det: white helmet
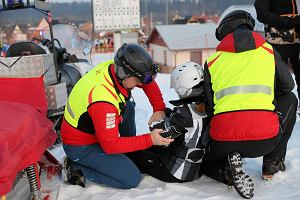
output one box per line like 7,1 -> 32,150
170,62 -> 204,99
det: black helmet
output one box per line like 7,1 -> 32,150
215,10 -> 255,41
114,43 -> 160,84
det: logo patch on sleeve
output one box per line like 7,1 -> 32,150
106,113 -> 116,129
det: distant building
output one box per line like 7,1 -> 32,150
172,14 -> 219,25
146,23 -> 219,68
0,29 -> 6,44
172,14 -> 191,24
12,25 -> 27,42
187,14 -> 219,24
219,5 -> 265,34
30,18 -> 49,40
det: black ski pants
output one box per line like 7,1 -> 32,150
126,147 -> 184,183
272,43 -> 300,100
201,92 -> 297,184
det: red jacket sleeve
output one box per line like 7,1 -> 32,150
139,80 -> 166,112
88,102 -> 153,154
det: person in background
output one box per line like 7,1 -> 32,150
126,62 -> 210,183
0,42 -> 2,56
255,0 -> 300,103
61,43 -> 174,189
201,10 -> 297,199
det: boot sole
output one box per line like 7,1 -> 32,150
228,153 -> 254,199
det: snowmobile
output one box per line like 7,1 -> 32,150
39,23 -> 94,94
8,24 -> 93,96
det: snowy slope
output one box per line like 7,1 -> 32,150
44,70 -> 300,200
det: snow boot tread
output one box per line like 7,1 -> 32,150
226,152 -> 254,199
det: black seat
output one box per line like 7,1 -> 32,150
6,41 -> 46,57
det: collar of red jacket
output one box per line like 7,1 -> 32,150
109,64 -> 129,98
216,29 -> 266,53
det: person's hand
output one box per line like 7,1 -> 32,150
150,128 -> 174,146
148,111 -> 166,125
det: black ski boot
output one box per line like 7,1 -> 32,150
262,158 -> 285,180
63,157 -> 86,187
226,152 -> 254,199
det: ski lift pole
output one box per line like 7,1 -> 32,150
47,11 -> 59,82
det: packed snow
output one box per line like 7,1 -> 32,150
45,54 -> 300,200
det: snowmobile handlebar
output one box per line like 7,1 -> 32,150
32,37 -> 78,64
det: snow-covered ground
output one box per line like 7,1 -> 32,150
45,55 -> 300,200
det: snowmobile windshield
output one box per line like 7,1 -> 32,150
42,24 -> 93,59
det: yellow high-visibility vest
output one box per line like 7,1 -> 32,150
64,60 -> 126,129
207,42 -> 275,115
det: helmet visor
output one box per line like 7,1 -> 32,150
118,49 -> 159,84
143,71 -> 158,84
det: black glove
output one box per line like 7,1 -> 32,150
165,107 -> 173,118
160,125 -> 187,139
161,115 -> 188,139
149,120 -> 165,131
149,118 -> 188,139
148,107 -> 174,130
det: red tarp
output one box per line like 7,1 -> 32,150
0,77 -> 57,195
0,101 -> 57,195
0,77 -> 48,115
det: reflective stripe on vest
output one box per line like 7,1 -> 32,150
64,60 -> 125,128
215,85 -> 272,100
66,100 -> 75,119
207,43 -> 275,115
